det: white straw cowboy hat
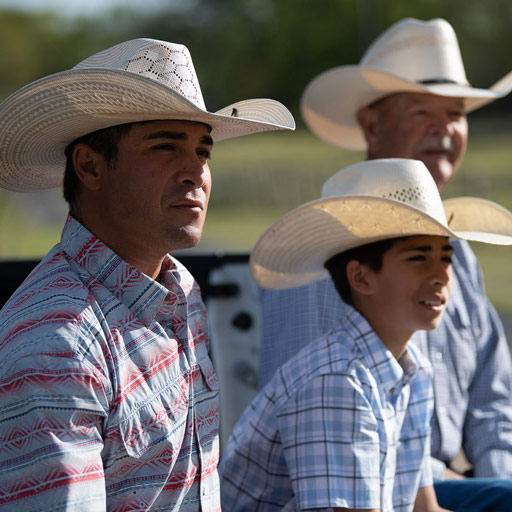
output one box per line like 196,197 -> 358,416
301,18 -> 512,151
250,158 -> 512,290
0,38 -> 295,192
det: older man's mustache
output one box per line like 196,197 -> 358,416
415,135 -> 455,153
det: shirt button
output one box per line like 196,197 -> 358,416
473,327 -> 481,337
434,352 -> 443,360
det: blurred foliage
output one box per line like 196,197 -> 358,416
1,0 -> 512,312
1,0 -> 512,120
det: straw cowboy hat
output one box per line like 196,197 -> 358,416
301,18 -> 512,151
0,38 -> 295,192
250,158 -> 512,290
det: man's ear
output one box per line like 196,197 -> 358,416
356,106 -> 380,153
346,259 -> 374,296
72,143 -> 107,191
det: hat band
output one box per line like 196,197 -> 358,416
418,78 -> 470,86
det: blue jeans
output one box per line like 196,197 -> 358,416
435,478 -> 512,512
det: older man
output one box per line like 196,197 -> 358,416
0,38 -> 294,511
259,18 -> 512,511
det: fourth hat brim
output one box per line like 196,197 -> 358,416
301,66 -> 512,151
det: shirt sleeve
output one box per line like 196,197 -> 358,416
462,297 -> 512,477
276,371 -> 381,511
429,455 -> 447,481
0,353 -> 110,510
418,434 -> 434,488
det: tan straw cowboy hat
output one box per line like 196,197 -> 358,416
0,38 -> 295,192
301,18 -> 512,151
250,158 -> 512,290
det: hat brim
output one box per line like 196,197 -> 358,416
301,66 -> 512,150
444,196 -> 512,244
250,195 -> 454,289
0,68 -> 295,192
250,195 -> 512,290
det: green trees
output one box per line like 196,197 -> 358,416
1,0 -> 511,117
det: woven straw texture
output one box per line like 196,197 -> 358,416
0,39 -> 295,191
250,159 -> 512,290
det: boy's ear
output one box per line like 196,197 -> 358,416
346,260 -> 374,296
72,143 -> 107,191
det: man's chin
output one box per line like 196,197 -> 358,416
167,226 -> 203,252
418,158 -> 455,190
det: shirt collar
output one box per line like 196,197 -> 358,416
60,215 -> 174,325
343,307 -> 419,395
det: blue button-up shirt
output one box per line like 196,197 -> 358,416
259,240 -> 512,480
221,307 -> 433,511
0,216 -> 221,511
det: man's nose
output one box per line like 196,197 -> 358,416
177,153 -> 208,188
427,111 -> 453,136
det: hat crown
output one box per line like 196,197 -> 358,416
73,38 -> 207,110
321,158 -> 448,225
361,18 -> 468,86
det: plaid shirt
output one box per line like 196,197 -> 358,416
259,240 -> 512,480
0,216 -> 220,511
220,308 -> 433,512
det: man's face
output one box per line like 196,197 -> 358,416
361,235 -> 453,343
97,120 -> 213,259
359,92 -> 468,190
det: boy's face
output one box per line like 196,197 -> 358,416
361,235 -> 453,345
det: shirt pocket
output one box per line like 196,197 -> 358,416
117,383 -> 190,459
446,324 -> 477,394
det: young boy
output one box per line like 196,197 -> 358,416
219,158 -> 512,512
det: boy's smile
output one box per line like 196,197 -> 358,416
355,234 -> 453,357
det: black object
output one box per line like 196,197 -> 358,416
0,253 -> 250,309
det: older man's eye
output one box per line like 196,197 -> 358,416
155,144 -> 176,150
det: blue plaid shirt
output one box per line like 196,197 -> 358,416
259,240 -> 512,480
220,308 -> 433,512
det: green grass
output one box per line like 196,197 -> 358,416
2,119 -> 512,315
0,190 -> 62,258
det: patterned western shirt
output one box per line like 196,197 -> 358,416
220,308 -> 433,512
259,240 -> 512,480
0,216 -> 220,511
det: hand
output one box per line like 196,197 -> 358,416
414,485 -> 454,512
444,467 -> 465,480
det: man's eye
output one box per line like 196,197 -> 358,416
408,255 -> 426,261
198,150 -> 212,159
155,144 -> 176,150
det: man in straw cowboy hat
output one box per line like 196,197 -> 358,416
259,17 -> 512,510
220,158 -> 512,512
0,38 -> 294,510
